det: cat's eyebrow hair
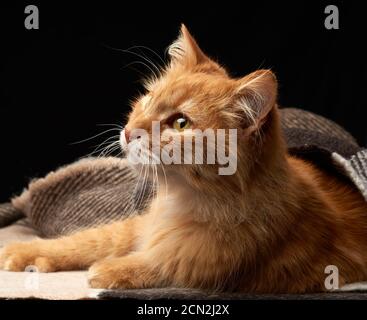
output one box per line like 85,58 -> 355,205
178,99 -> 195,112
140,95 -> 152,110
155,98 -> 194,116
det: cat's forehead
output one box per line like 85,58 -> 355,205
141,72 -> 232,114
139,86 -> 194,116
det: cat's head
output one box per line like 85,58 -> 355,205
121,24 -> 281,189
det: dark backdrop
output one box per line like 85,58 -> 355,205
1,1 -> 366,202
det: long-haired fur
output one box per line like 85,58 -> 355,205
1,24 -> 367,293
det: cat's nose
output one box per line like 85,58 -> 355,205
124,128 -> 131,143
122,127 -> 141,145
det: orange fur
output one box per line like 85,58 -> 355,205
1,25 -> 367,293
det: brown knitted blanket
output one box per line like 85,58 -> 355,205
0,108 -> 366,237
7,157 -> 154,237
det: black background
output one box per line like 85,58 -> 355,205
0,1 -> 366,202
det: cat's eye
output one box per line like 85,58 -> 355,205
172,115 -> 191,131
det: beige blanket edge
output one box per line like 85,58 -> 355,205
0,221 -> 102,300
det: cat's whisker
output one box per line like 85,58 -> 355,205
99,141 -> 121,158
148,163 -> 157,201
135,164 -> 149,213
93,140 -> 118,158
93,135 -> 120,149
119,156 -> 145,218
125,45 -> 166,66
86,135 -> 121,158
150,151 -> 168,199
101,146 -> 120,158
122,61 -> 159,80
120,48 -> 162,77
125,144 -> 151,216
149,154 -> 159,193
128,163 -> 146,216
151,162 -> 158,190
140,149 -> 161,205
96,123 -> 123,129
70,128 -> 122,145
149,163 -> 161,226
125,65 -> 148,79
102,43 -> 164,74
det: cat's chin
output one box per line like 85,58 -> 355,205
126,162 -> 192,186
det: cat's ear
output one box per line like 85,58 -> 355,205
168,24 -> 209,66
235,70 -> 278,132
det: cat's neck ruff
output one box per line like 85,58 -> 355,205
153,154 -> 292,228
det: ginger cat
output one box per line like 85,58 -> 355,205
1,25 -> 367,293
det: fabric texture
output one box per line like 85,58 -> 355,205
3,158 -> 154,237
332,150 -> 367,201
99,288 -> 367,300
0,203 -> 24,229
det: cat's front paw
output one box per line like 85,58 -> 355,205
88,260 -> 137,289
0,242 -> 55,272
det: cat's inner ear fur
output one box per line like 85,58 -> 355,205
168,24 -> 209,66
234,70 -> 278,132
